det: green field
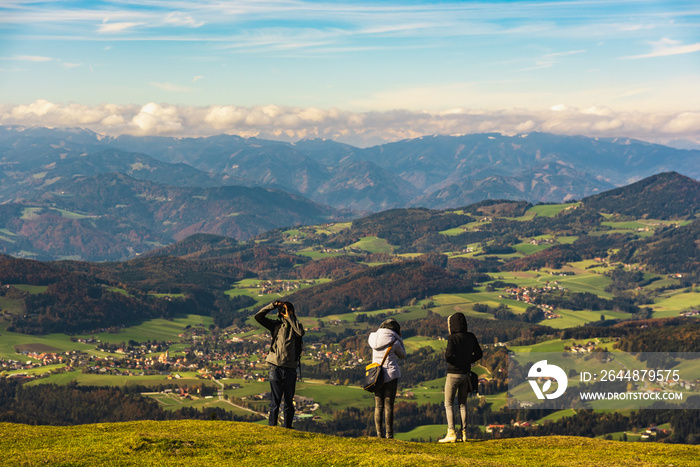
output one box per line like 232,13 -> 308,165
3,420 -> 699,466
349,236 -> 396,254
296,249 -> 344,260
27,371 -> 214,389
0,323 -> 96,361
651,292 -> 700,318
403,336 -> 447,353
80,314 -> 214,345
507,203 -> 580,221
397,423 -> 449,442
6,284 -> 48,294
0,296 -> 24,314
508,337 -> 615,353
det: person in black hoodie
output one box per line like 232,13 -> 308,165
255,300 -> 305,428
438,312 -> 482,443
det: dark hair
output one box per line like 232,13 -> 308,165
379,318 -> 401,335
281,301 -> 295,317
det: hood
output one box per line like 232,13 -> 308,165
448,312 -> 467,334
369,328 -> 400,350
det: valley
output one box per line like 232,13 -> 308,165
1,172 -> 698,442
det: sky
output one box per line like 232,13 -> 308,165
1,0 -> 699,147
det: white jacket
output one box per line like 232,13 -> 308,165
368,328 -> 406,382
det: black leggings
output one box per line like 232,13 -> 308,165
374,378 -> 398,438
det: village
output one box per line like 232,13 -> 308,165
1,325 -> 368,423
500,284 -> 565,319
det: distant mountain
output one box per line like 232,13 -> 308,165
2,126 -> 698,212
112,134 -> 413,212
410,165 -> 611,208
0,149 -> 227,203
0,173 -> 348,261
102,130 -> 700,209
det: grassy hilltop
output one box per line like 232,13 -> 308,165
1,421 -> 699,467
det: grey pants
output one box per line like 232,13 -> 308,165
444,373 -> 469,431
374,378 -> 398,438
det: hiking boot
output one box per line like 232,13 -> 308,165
438,429 -> 457,443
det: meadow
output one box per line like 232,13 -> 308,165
1,420 -> 699,466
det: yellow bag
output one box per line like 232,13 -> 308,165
362,342 -> 394,392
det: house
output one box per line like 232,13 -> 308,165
486,424 -> 505,434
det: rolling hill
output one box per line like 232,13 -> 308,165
0,173 -> 348,261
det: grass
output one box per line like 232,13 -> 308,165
79,314 -> 214,345
403,336 -> 447,352
1,420 -> 698,466
0,322 -> 95,361
6,284 -> 48,294
0,296 -> 24,314
651,292 -> 700,318
349,236 -> 395,254
26,371 -> 214,389
296,249 -> 344,260
396,423 -> 448,442
295,379 -> 374,413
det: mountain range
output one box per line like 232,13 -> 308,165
0,125 -> 698,260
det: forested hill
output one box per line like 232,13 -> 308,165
0,172 -> 350,261
581,172 -> 700,219
284,261 -> 473,317
1,172 -> 697,334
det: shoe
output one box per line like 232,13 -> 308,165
438,429 -> 457,443
462,432 -> 468,442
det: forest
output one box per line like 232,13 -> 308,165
0,379 -> 260,425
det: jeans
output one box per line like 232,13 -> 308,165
269,364 -> 297,428
374,378 -> 398,438
444,373 -> 470,432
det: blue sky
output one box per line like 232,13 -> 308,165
1,0 -> 699,146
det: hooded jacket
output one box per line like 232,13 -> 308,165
255,302 -> 305,369
368,328 -> 406,382
445,312 -> 482,374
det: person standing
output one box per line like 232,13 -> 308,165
255,300 -> 305,428
439,312 -> 482,443
368,318 -> 406,439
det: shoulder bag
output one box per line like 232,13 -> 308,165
363,341 -> 394,392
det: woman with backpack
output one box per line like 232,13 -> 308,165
368,318 -> 406,439
439,312 -> 482,443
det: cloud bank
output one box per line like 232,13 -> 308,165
2,99 -> 698,148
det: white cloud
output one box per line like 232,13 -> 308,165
2,99 -> 700,148
130,103 -> 182,134
624,38 -> 700,59
163,12 -> 204,28
662,112 -> 700,133
98,21 -> 143,33
148,82 -> 193,92
192,75 -> 204,83
6,55 -> 53,62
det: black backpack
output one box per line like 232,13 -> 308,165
271,322 -> 303,362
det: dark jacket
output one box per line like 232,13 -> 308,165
255,303 -> 305,369
445,313 -> 482,374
